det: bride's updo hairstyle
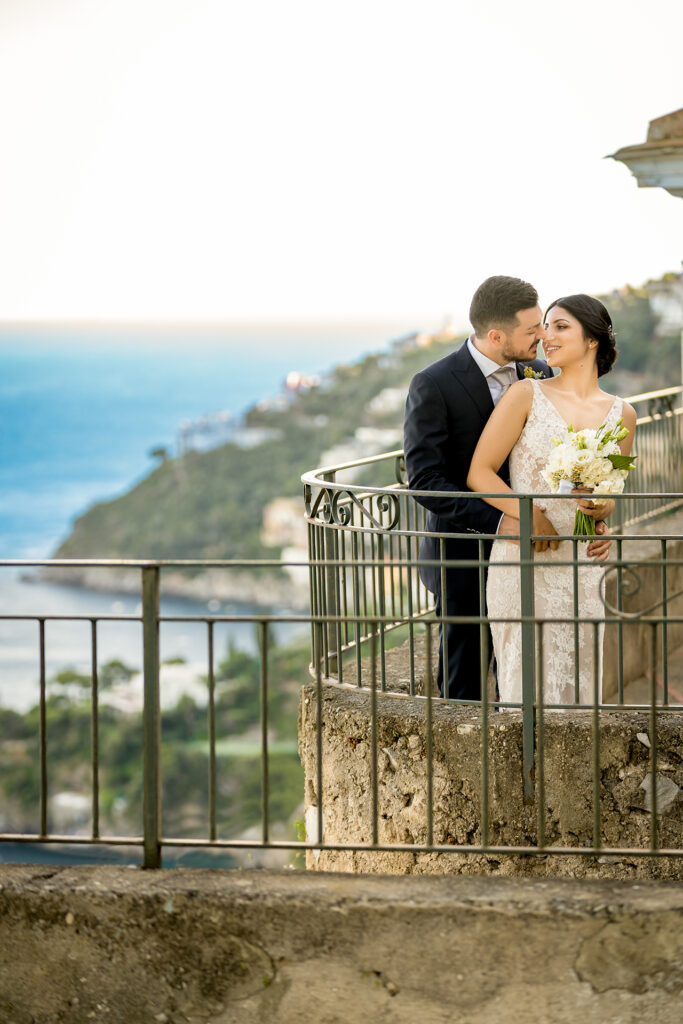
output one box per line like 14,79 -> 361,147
545,294 -> 618,377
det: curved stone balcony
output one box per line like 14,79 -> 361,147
299,386 -> 683,878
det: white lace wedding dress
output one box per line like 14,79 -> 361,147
487,379 -> 622,707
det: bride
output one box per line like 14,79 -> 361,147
467,294 -> 636,706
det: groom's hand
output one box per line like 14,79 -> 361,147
586,519 -> 612,562
498,510 -> 559,551
532,506 -> 559,552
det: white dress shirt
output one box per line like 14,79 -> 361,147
467,336 -> 517,405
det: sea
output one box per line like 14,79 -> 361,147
0,320 -> 413,713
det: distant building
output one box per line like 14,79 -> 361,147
366,387 -> 406,417
177,411 -> 235,454
260,497 -> 309,586
178,411 -> 281,454
261,496 -> 308,549
319,427 -> 402,483
284,370 -> 321,392
389,330 -> 432,352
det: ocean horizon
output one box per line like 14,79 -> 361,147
0,319 -> 418,710
1,319 -> 419,559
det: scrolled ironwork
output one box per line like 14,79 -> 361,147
600,565 -> 683,620
306,486 -> 334,524
305,481 -> 402,532
330,489 -> 353,527
374,491 -> 401,530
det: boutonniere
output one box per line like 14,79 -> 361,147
523,366 -> 545,380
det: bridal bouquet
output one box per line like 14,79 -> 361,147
541,419 -> 637,538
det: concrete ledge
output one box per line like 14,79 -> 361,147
1,867 -> 682,1023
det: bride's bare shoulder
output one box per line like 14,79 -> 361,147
620,400 -> 637,428
494,379 -> 534,421
506,378 -> 535,404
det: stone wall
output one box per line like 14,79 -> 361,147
299,683 -> 682,879
603,531 -> 683,697
1,867 -> 682,1024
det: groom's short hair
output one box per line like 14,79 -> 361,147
470,276 -> 538,336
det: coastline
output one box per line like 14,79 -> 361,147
34,565 -> 311,612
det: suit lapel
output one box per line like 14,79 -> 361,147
449,341 -> 494,420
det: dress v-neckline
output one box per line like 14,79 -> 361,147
532,380 -> 619,432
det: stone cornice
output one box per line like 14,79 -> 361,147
611,108 -> 683,199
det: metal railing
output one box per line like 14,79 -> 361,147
613,385 -> 683,528
0,551 -> 681,872
0,559 -> 314,869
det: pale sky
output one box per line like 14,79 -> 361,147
1,0 -> 682,324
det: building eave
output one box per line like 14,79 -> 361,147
610,116 -> 683,200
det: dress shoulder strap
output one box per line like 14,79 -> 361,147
608,394 -> 623,426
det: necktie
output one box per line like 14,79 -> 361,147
489,366 -> 517,405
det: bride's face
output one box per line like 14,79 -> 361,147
543,306 -> 594,370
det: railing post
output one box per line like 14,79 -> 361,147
519,496 -> 536,803
142,566 -> 162,868
324,527 -> 339,674
322,473 -> 339,675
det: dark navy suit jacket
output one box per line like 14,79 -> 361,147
403,340 -> 551,594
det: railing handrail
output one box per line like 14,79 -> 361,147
619,383 -> 683,404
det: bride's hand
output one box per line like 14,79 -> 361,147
572,487 -> 615,521
586,519 -> 612,562
498,513 -> 520,544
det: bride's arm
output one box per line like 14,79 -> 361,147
467,381 -> 531,518
619,403 -> 637,455
468,381 -> 559,549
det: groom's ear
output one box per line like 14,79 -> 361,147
488,328 -> 504,348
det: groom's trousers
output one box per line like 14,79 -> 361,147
433,563 -> 493,702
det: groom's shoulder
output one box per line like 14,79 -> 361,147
526,357 -> 552,378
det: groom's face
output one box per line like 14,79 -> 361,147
500,305 -> 545,363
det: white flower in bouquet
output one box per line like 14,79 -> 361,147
541,418 -> 636,538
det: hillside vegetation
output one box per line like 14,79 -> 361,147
54,279 -> 680,563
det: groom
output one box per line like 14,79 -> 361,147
403,275 -> 608,701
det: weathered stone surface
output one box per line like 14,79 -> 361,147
1,868 -> 682,1024
640,771 -> 681,813
299,683 -> 682,879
